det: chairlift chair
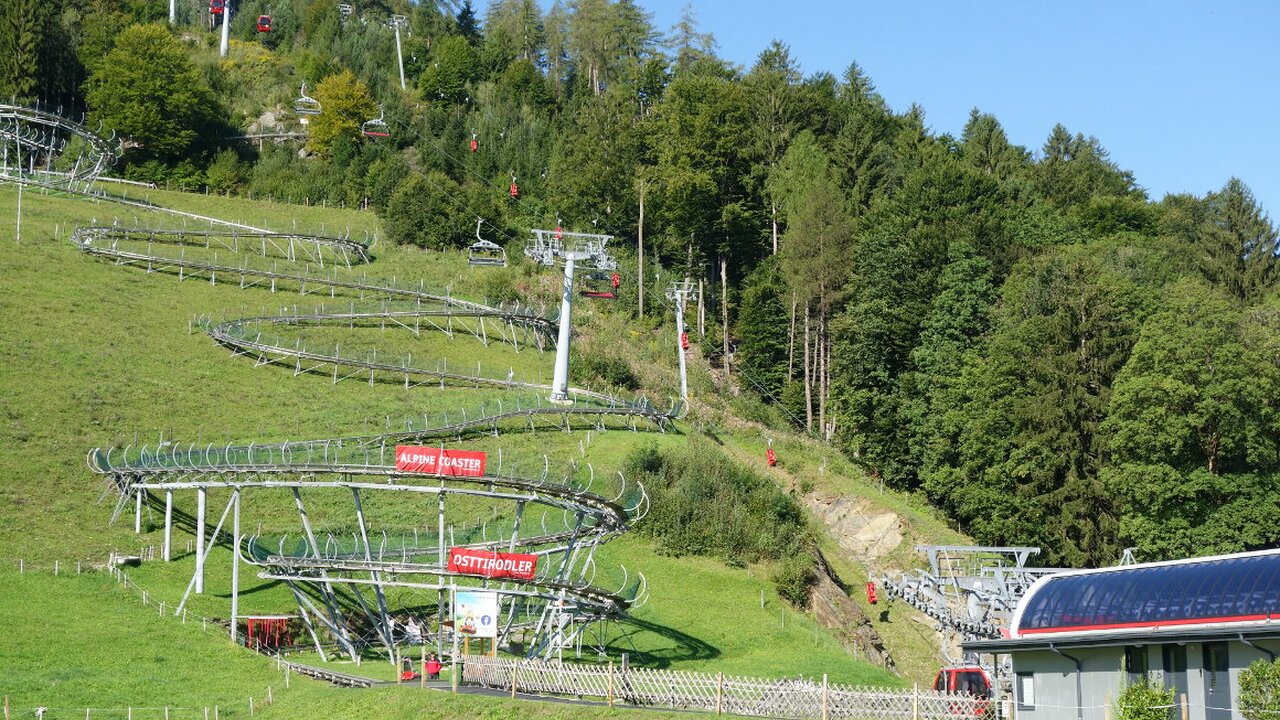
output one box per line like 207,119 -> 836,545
468,220 -> 507,267
256,14 -> 272,31
336,2 -> 352,19
581,271 -> 620,300
361,105 -> 389,139
293,83 -> 321,125
209,0 -> 225,14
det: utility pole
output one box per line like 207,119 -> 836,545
219,0 -> 231,57
665,281 -> 696,407
169,0 -> 176,26
390,16 -> 408,91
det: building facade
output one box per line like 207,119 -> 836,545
964,549 -> 1280,720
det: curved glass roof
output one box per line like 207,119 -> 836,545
1015,551 -> 1280,636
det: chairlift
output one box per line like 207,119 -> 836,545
294,83 -> 321,125
361,105 -> 389,139
468,219 -> 508,267
581,271 -> 620,300
336,2 -> 352,19
508,174 -> 519,198
469,133 -> 478,152
209,0 -> 224,14
256,14 -> 272,31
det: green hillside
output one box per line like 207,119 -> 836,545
0,184 -> 960,716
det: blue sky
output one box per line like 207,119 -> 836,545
615,1 -> 1280,216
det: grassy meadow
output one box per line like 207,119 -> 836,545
0,182 -> 951,717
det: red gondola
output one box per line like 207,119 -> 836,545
209,0 -> 224,15
766,447 -> 777,467
256,14 -> 272,31
509,181 -> 518,198
680,332 -> 690,350
469,134 -> 478,152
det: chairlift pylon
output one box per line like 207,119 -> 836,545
468,219 -> 508,267
293,83 -> 321,125
361,105 -> 389,139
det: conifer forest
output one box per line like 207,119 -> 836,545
5,0 -> 1278,569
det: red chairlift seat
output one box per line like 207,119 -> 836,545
509,181 -> 519,198
581,271 -> 618,299
209,0 -> 224,14
361,105 -> 389,138
256,14 -> 272,31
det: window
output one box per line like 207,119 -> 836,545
1017,673 -> 1036,710
1125,646 -> 1148,678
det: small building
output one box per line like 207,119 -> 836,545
964,549 -> 1280,720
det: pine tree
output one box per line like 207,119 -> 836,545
736,260 -> 791,400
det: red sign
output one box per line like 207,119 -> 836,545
447,548 -> 538,580
395,446 -> 487,477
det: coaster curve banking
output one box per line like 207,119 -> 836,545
2,104 -> 676,662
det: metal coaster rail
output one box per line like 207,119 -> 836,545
1,104 -> 673,662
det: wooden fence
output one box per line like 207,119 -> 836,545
461,655 -> 986,720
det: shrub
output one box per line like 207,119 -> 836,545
573,351 -> 640,391
772,554 -> 817,608
1241,659 -> 1280,720
1114,680 -> 1174,720
623,439 -> 810,563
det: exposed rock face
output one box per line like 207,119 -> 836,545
808,550 -> 895,670
804,493 -> 903,561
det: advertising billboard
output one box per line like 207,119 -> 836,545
453,590 -> 499,638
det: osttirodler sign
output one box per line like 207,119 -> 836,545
395,446 -> 486,477
453,590 -> 500,638
448,547 -> 539,580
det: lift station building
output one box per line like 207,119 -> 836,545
964,549 -> 1280,720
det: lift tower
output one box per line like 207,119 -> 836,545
524,228 -> 616,402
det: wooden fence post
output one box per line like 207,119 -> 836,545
249,696 -> 254,717
1104,694 -> 1111,720
511,660 -> 518,699
421,645 -> 426,689
1181,693 -> 1189,720
822,673 -> 829,720
913,683 -> 919,720
397,651 -> 403,684
4,694 -> 9,720
716,672 -> 724,715
607,662 -> 615,708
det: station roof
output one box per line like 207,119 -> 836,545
966,549 -> 1280,651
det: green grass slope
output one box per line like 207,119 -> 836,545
0,184 -> 952,714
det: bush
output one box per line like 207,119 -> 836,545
772,554 -> 817,608
573,351 -> 640,391
1114,680 -> 1174,720
1241,659 -> 1280,720
206,148 -> 247,194
623,439 -> 810,563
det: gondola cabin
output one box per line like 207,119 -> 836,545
256,14 -> 272,31
209,0 -> 224,14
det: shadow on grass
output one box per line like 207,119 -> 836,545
607,616 -> 719,668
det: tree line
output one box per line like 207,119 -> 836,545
6,0 -> 1280,566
